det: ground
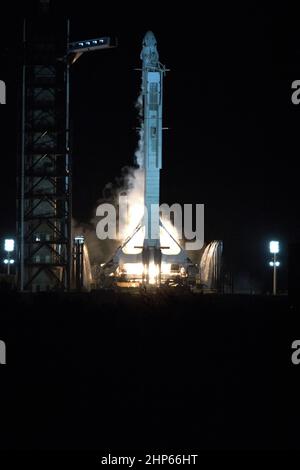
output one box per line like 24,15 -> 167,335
0,290 -> 298,450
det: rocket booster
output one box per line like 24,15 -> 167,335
109,33 -> 191,287
140,31 -> 164,248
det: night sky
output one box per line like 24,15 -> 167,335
0,1 -> 298,290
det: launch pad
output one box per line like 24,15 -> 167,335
16,9 -> 221,292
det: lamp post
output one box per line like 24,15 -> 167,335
4,239 -> 15,275
73,236 -> 85,291
269,241 -> 280,295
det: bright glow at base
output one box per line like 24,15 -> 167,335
161,262 -> 171,274
4,239 -> 14,252
148,262 -> 159,284
269,241 -> 279,254
123,263 -> 144,275
116,260 -> 188,285
122,262 -> 175,278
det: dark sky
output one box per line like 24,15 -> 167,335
0,1 -> 298,289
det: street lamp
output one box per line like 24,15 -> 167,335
4,239 -> 15,275
73,235 -> 85,291
269,240 -> 279,295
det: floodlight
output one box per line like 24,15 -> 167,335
269,241 -> 279,254
4,239 -> 14,252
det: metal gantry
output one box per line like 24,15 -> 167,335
17,8 -> 117,291
18,17 -> 71,291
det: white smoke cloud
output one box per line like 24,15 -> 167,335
73,92 -> 146,271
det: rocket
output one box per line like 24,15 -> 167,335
140,31 -> 164,282
108,32 -> 193,287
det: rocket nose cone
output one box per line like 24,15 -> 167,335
143,31 -> 157,47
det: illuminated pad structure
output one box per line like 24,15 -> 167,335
106,32 -> 196,287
